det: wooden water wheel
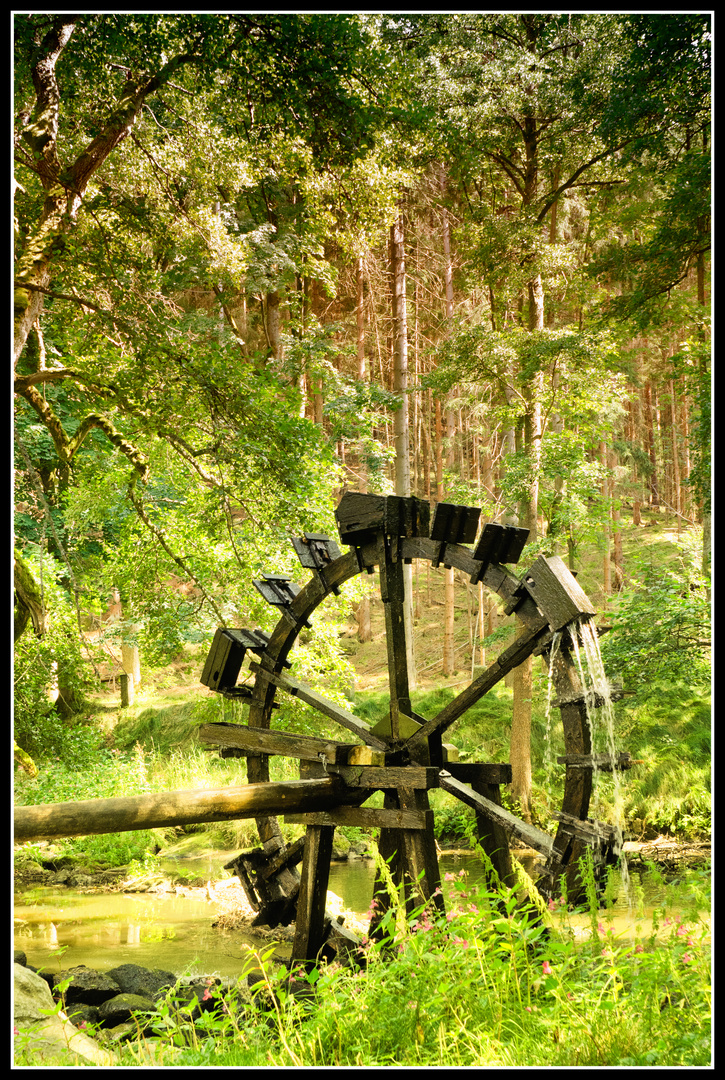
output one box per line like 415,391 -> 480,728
199,492 -> 630,964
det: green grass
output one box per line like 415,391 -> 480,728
96,855 -> 710,1069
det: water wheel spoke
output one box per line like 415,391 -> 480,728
404,621 -> 550,754
249,663 -> 389,750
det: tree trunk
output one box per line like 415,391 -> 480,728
390,215 -> 416,689
608,446 -> 624,590
510,620 -> 533,823
599,440 -> 611,601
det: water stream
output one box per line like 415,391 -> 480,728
15,850 -> 684,982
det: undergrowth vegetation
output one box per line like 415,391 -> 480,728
14,848 -> 710,1068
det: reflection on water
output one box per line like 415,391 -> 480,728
13,887 -> 274,979
15,851 -> 708,979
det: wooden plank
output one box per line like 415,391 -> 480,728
518,555 -> 597,630
377,532 -> 412,738
439,771 -> 554,856
284,806 -> 428,829
552,811 -> 620,846
256,834 -> 307,880
557,752 -> 633,771
292,824 -> 335,964
249,663 -> 389,750
370,710 -> 422,740
444,762 -> 513,785
198,722 -> 387,766
327,765 -> 439,790
335,491 -> 387,544
199,722 -> 350,763
470,779 -> 515,888
430,502 -> 480,544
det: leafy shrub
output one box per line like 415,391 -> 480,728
14,547 -> 98,763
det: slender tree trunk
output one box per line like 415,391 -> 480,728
607,446 -> 624,589
643,380 -> 659,508
355,255 -> 372,642
390,215 -> 416,688
600,440 -> 611,601
439,169 -> 457,677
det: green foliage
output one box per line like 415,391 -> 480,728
600,538 -> 710,689
142,858 -> 710,1068
13,546 -> 97,763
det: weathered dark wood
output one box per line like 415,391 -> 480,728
226,840 -> 302,926
198,722 -> 386,766
335,491 -> 430,546
518,555 -> 597,630
556,752 -> 633,771
292,824 -> 336,965
553,687 -> 627,708
472,522 -> 529,579
369,790 -> 406,941
290,533 -> 342,570
552,811 -> 621,846
397,790 -> 444,917
200,628 -> 247,692
335,491 -> 387,544
13,777 -> 352,843
444,762 -> 513,785
249,663 -> 389,750
438,771 -> 554,856
253,574 -> 301,607
430,502 -> 480,544
255,835 -> 307,880
327,765 -> 439,790
377,533 -> 413,738
284,806 -> 428,829
470,779 -> 516,888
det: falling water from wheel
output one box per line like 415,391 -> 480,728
568,615 -> 631,899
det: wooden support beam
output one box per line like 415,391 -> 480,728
557,752 -> 633,771
13,777 -> 352,843
292,824 -> 336,965
444,763 -> 513,785
439,771 -> 554,856
327,765 -> 439,790
249,663 -> 389,750
198,722 -> 387,766
552,811 -> 621,846
284,806 -> 428,830
469,779 -> 515,888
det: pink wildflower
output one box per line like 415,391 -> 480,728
547,898 -> 556,912
444,872 -> 456,882
542,960 -> 552,976
598,922 -> 606,934
635,944 -> 644,954
676,924 -> 686,937
682,953 -> 693,964
202,988 -> 213,1001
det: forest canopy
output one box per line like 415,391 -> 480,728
14,11 -> 710,744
